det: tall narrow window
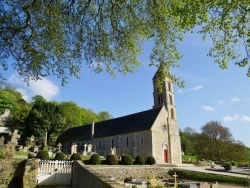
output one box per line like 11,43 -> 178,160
126,136 -> 129,147
169,94 -> 173,105
168,82 -> 171,92
158,94 -> 160,104
98,141 -> 102,149
111,138 -> 114,148
140,137 -> 144,146
160,94 -> 163,104
171,108 -> 175,119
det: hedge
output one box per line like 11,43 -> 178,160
168,169 -> 248,186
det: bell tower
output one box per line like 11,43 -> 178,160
152,67 -> 177,120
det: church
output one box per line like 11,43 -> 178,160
57,68 -> 182,164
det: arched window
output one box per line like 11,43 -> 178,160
126,136 -> 129,147
171,108 -> 175,119
111,138 -> 114,148
98,141 -> 102,149
169,94 -> 173,105
140,137 -> 144,146
168,82 -> 171,92
158,94 -> 160,104
161,94 -> 163,104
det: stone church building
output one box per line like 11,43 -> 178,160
57,69 -> 182,164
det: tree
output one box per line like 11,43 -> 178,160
25,97 -> 66,144
98,111 -> 113,121
0,90 -> 21,114
198,121 -> 234,161
1,1 -> 249,86
58,101 -> 83,130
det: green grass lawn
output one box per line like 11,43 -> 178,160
182,155 -> 197,163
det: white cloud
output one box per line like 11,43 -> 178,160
202,106 -> 216,112
178,89 -> 183,93
231,97 -> 240,103
223,115 -> 239,122
241,116 -> 250,122
217,100 -> 224,105
191,85 -> 203,91
8,73 -> 59,101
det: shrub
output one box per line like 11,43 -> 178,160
70,153 -> 82,161
42,145 -> 49,151
168,168 -> 248,186
36,150 -> 50,160
90,153 -> 100,165
146,156 -> 156,165
106,154 -> 118,165
54,152 -> 65,161
222,163 -> 232,171
121,154 -> 133,165
134,155 -> 145,165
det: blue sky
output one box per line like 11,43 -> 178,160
3,32 -> 250,147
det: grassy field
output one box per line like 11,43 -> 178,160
182,155 -> 197,163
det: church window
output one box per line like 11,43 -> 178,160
158,95 -> 160,104
171,108 -> 175,119
111,138 -> 114,148
98,141 -> 101,149
160,94 -> 163,104
126,136 -> 129,147
140,137 -> 144,146
169,95 -> 173,105
168,82 -> 171,92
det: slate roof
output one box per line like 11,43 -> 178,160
57,107 -> 163,142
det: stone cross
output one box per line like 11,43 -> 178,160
0,136 -> 4,146
9,129 -> 20,144
57,143 -> 62,152
173,172 -> 178,188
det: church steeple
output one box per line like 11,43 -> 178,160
152,66 -> 176,120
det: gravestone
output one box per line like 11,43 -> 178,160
9,129 -> 20,144
83,144 -> 87,155
0,136 -> 4,146
34,146 -> 39,153
111,147 -> 116,155
23,146 -> 28,152
2,142 -> 15,159
71,143 -> 77,154
87,144 -> 92,153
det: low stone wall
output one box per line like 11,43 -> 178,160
72,161 -> 171,188
0,159 -> 39,188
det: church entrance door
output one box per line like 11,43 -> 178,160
164,149 -> 168,163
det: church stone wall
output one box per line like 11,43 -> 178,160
168,118 -> 182,164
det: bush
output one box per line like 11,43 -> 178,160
121,154 -> 133,165
36,150 -> 50,160
90,153 -> 100,165
70,153 -> 82,161
146,156 -> 156,165
54,152 -> 65,161
106,154 -> 118,165
134,155 -> 145,165
222,163 -> 232,171
42,145 -> 49,151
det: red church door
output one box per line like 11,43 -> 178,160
164,149 -> 168,163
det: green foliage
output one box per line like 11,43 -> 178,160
222,163 -> 232,171
6,1 -> 250,86
134,155 -> 145,165
168,169 -> 248,186
182,155 -> 197,163
70,153 -> 82,161
36,151 -> 50,160
105,154 -> 118,165
121,154 -> 133,165
58,101 -> 83,130
90,153 -> 100,165
54,152 -> 65,161
25,98 -> 66,143
98,111 -> 113,121
0,90 -> 20,115
146,156 -> 156,165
